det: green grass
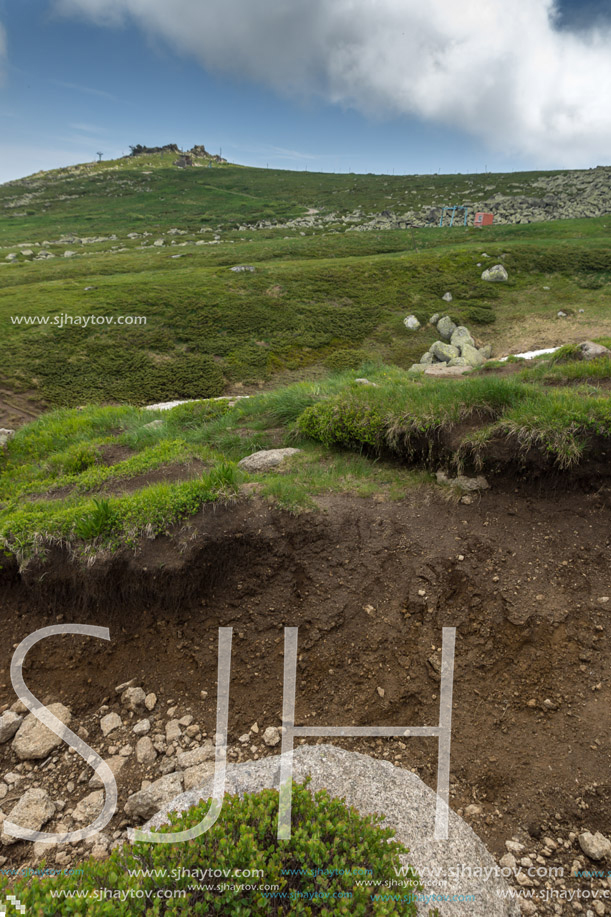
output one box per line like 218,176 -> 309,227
2,153 -> 611,407
2,364 -> 609,563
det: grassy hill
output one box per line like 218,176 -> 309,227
0,151 -> 610,564
1,151 -> 611,422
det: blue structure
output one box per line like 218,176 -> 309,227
439,206 -> 468,227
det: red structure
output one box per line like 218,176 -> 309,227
474,212 -> 494,226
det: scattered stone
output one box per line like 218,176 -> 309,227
100,712 -> 122,737
431,342 -> 460,363
479,344 -> 493,359
89,756 -> 127,789
429,313 -> 440,325
450,326 -> 475,349
403,315 -> 421,330
165,720 -> 182,743
183,763 -> 215,791
1,789 -> 55,845
420,352 -> 435,365
144,693 -> 157,712
115,679 -> 136,694
0,429 -> 14,447
12,703 -> 72,760
0,711 -> 23,744
72,790 -> 105,823
578,831 -> 611,861
442,292 -> 453,302
238,448 -> 301,473
124,773 -> 184,821
465,804 -> 483,817
136,737 -> 157,766
133,719 -> 151,736
354,378 -> 378,386
263,727 -> 281,747
481,264 -> 508,282
121,687 -> 147,711
579,340 -> 610,360
557,310 -> 568,318
460,343 -> 486,367
408,364 -> 428,374
437,316 -> 457,341
176,743 -> 215,769
229,265 -> 255,272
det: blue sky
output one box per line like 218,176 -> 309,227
0,0 -> 610,183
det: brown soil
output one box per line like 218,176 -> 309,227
1,483 -> 610,876
0,389 -> 46,428
41,459 -> 208,500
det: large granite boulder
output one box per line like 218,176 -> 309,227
143,745 -> 519,917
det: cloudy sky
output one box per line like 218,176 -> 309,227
0,0 -> 610,183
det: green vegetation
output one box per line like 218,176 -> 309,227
1,354 -> 609,562
2,153 -> 611,407
0,779 -> 419,915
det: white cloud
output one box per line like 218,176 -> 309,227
55,0 -> 611,165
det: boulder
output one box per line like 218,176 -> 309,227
479,345 -> 493,359
238,448 -> 301,473
419,352 -> 435,364
436,316 -> 457,341
136,736 -> 157,766
183,763 -> 215,791
481,264 -> 508,282
1,789 -> 55,845
403,315 -> 421,330
430,342 -> 460,363
176,743 -> 215,769
408,364 -> 428,373
447,357 -> 470,367
73,790 -> 105,823
12,703 -> 72,760
579,340 -> 610,360
0,711 -> 22,744
429,313 -> 440,325
578,831 -> 611,861
0,429 -> 14,447
442,292 -> 453,302
125,773 -> 184,821
460,343 -> 486,367
450,326 -> 475,350
143,745 -> 520,917
436,471 -> 490,492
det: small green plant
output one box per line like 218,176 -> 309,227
74,498 -> 119,540
0,780 -> 420,915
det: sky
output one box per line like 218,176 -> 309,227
0,0 -> 610,184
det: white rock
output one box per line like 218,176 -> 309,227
89,756 -> 127,789
403,315 -> 421,330
12,703 -> 72,760
100,712 -> 122,737
579,831 -> 611,861
121,687 -> 146,711
176,743 -> 215,769
1,788 -> 55,845
136,737 -> 157,766
72,790 -> 104,823
165,720 -> 182,743
238,449 -> 301,473
0,711 -> 23,744
124,773 -> 184,821
442,292 -> 453,302
133,719 -> 151,736
481,264 -> 508,282
262,727 -> 281,747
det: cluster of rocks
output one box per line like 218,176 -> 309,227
0,682 -> 283,868
406,308 -> 492,374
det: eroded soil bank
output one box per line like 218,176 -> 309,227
0,484 -> 609,883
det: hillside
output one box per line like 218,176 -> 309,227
1,153 -> 611,915
1,152 -> 611,426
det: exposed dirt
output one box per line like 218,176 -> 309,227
1,484 -> 610,867
39,459 -> 208,501
0,388 -> 47,429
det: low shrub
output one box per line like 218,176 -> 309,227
0,780 -> 420,915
